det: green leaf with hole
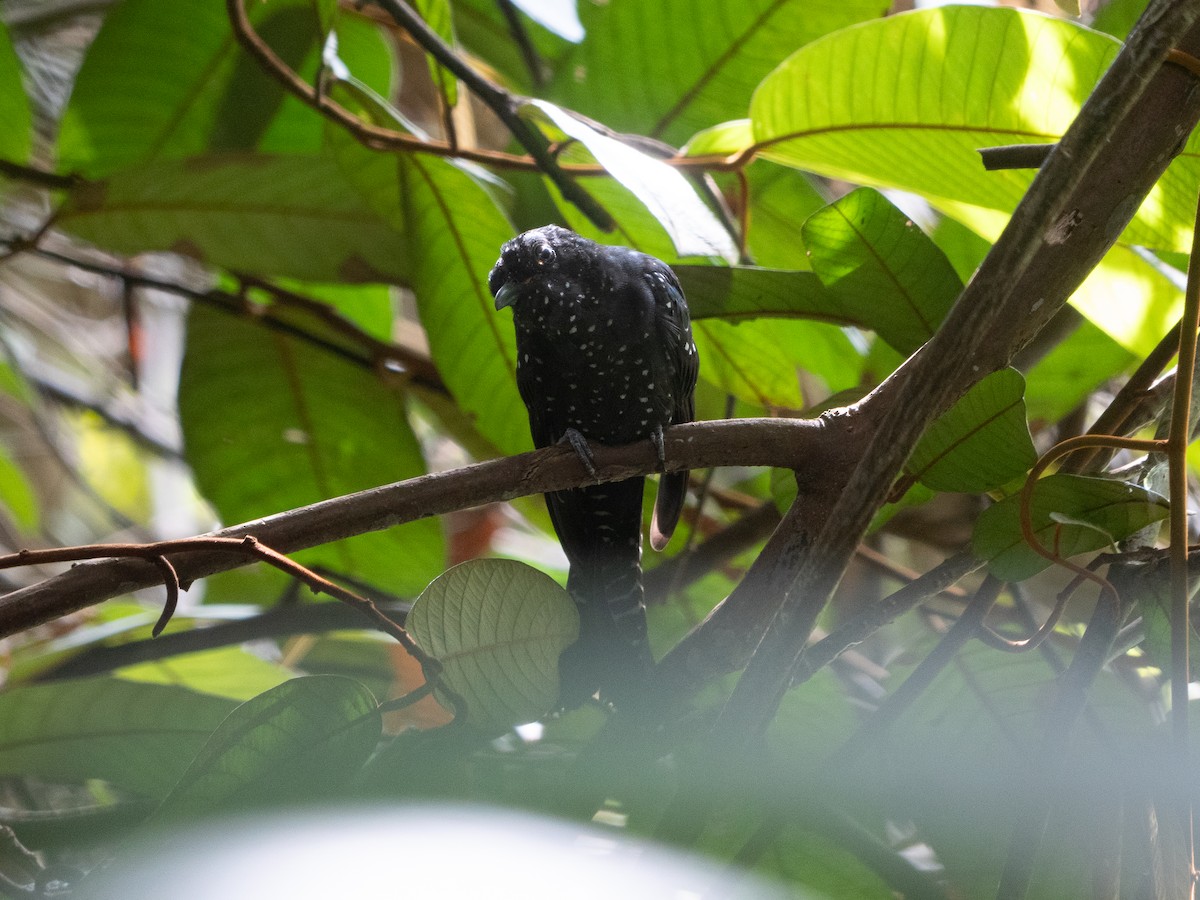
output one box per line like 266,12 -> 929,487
179,303 -> 445,596
408,559 -> 579,733
0,678 -> 236,798
58,0 -> 391,176
57,153 -> 407,283
0,22 -> 30,168
802,188 -> 961,354
750,6 -> 1199,256
154,675 -> 379,821
973,474 -> 1168,581
908,369 -> 1036,493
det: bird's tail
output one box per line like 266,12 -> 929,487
548,478 -> 650,703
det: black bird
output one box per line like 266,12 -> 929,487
490,225 -> 698,700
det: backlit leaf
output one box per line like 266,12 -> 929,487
408,559 -> 579,732
973,475 -> 1168,580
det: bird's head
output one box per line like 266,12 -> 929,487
489,225 -> 591,311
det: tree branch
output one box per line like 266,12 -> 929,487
0,415 -> 849,639
701,2 -> 1200,743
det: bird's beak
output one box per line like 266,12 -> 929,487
493,280 -> 523,311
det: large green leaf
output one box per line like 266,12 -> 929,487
750,6 -> 1200,256
0,441 -> 38,533
408,559 -> 579,732
802,187 -> 961,355
327,130 -> 530,456
872,640 -> 1154,900
693,318 -> 858,409
154,675 -> 379,820
742,162 -> 828,270
58,0 -> 391,177
527,100 -> 736,260
117,647 -> 293,702
907,369 -> 1036,493
179,304 -> 445,596
0,678 -> 235,798
57,153 -> 408,283
1023,318 -> 1135,423
973,474 -> 1169,580
453,0 -> 576,95
0,21 -> 30,167
550,0 -> 889,144
412,0 -> 458,106
677,266 -> 832,322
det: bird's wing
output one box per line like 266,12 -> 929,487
645,261 -> 697,550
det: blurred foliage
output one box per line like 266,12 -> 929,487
0,0 -> 1194,897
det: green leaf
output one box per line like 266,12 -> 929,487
0,442 -> 38,532
802,188 -> 961,354
693,320 -> 801,408
0,678 -> 236,797
327,127 -> 530,456
551,166 -> 680,263
741,163 -> 827,270
407,559 -> 579,732
0,22 -> 31,167
399,155 -> 531,455
58,0 -> 392,176
154,675 -> 379,820
117,647 -> 293,701
973,474 -> 1169,581
693,318 -> 859,409
1067,245 -> 1184,355
875,640 -> 1153,899
682,119 -> 754,157
1092,0 -> 1147,39
527,100 -> 736,260
750,6 -> 1200,257
412,0 -> 458,106
676,265 -> 835,323
550,0 -> 889,144
452,0 -> 575,94
907,369 -> 1036,493
178,304 -> 445,596
57,152 -> 408,283
1023,318 -> 1134,423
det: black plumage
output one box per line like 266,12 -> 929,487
489,225 -> 698,698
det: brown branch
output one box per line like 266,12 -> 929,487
0,536 -> 424,658
0,160 -> 81,191
0,415 -> 850,639
367,0 -> 613,229
223,0 -> 612,229
700,0 -> 1200,748
790,551 -> 983,686
1,238 -> 447,395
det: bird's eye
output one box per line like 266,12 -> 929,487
535,244 -> 556,266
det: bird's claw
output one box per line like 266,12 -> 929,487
651,425 -> 667,472
561,428 -> 598,479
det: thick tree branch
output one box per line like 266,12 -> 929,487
0,415 -> 852,639
702,2 -> 1200,741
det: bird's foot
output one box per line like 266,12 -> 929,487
650,424 -> 667,472
560,428 -> 598,479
